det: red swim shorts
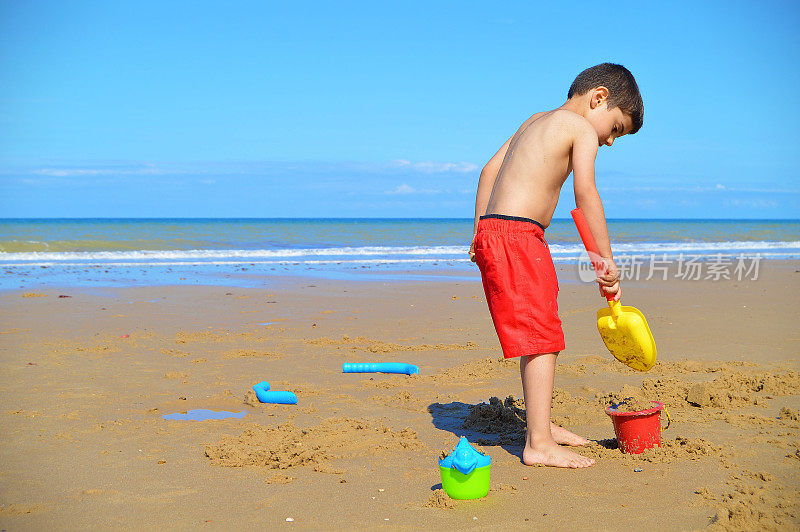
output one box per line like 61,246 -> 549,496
473,214 -> 565,358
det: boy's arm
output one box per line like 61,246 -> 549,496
469,138 -> 511,262
572,125 -> 620,299
473,138 -> 511,234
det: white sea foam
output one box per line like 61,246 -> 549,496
546,240 -> 800,255
0,245 -> 464,261
0,258 -> 475,268
0,241 -> 798,265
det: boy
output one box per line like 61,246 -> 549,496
469,63 -> 643,468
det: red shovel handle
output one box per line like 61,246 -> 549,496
571,207 -> 615,302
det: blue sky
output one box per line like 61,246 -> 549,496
1,0 -> 798,218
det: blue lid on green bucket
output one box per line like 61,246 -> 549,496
439,437 -> 491,475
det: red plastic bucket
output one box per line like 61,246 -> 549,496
605,401 -> 671,454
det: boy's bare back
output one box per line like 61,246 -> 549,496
485,108 -> 627,229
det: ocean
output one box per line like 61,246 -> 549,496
1,218 -> 798,290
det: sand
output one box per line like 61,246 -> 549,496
0,261 -> 798,530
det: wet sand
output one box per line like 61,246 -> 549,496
0,261 -> 798,530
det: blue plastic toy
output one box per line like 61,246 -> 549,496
253,381 -> 297,404
438,437 -> 491,499
342,362 -> 419,375
439,436 -> 491,474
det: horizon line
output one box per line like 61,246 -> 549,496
1,216 -> 798,222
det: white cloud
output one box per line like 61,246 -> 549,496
388,159 -> 478,173
387,184 -> 417,195
21,159 -> 481,179
723,198 -> 780,209
385,183 -> 442,195
33,163 -> 182,177
36,168 -> 106,177
599,185 -> 800,194
18,175 -> 121,187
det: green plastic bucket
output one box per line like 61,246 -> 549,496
439,464 -> 491,500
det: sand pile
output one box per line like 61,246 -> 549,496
639,378 -> 690,408
462,396 -> 526,444
582,436 -> 723,463
683,370 -> 800,408
242,390 -> 260,407
594,384 -> 648,408
592,369 -> 800,413
205,417 -> 423,476
423,490 -> 457,509
610,397 -> 658,413
654,359 -> 756,375
704,470 -> 797,531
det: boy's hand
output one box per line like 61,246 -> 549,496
468,240 -> 476,262
597,258 -> 621,301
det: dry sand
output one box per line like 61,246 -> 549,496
0,261 -> 798,530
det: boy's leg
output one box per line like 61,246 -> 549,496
520,353 -> 595,468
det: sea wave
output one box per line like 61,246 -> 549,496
0,246 -> 465,261
549,240 -> 800,255
0,240 -> 799,262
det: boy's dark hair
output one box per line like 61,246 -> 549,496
568,63 -> 643,133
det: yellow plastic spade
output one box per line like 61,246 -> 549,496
571,208 -> 657,372
596,300 -> 656,371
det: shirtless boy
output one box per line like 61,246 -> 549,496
469,63 -> 644,468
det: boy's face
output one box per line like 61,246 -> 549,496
586,88 -> 634,147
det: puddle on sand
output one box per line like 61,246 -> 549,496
162,409 -> 246,421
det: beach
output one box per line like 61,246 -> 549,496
4,0 -> 799,528
1,259 -> 798,530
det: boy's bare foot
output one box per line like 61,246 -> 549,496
550,423 -> 591,446
523,441 -> 595,468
